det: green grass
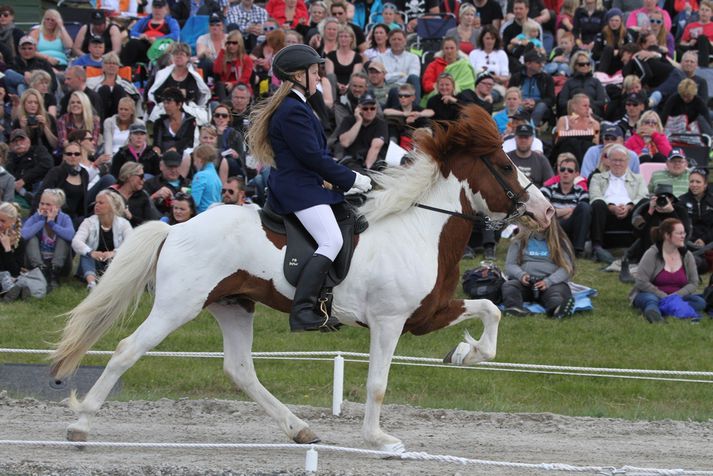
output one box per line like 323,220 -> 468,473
1,246 -> 712,422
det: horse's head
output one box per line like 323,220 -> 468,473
418,105 -> 553,230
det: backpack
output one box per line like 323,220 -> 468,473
462,264 -> 505,304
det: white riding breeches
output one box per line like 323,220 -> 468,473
294,204 -> 344,262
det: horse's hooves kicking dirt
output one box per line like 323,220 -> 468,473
67,428 -> 88,449
293,427 -> 320,444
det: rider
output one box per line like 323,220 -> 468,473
247,44 -> 372,332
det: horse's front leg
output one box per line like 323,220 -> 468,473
362,317 -> 406,453
442,299 -> 500,365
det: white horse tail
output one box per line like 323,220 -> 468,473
51,221 -> 171,379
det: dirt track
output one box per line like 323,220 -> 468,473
1,393 -> 712,475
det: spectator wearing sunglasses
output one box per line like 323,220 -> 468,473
624,110 -> 672,163
556,51 -> 608,118
212,104 -> 248,184
335,94 -> 388,172
33,141 -> 89,229
109,162 -> 162,227
580,122 -> 639,179
222,175 -> 247,205
213,30 -> 254,102
540,153 -> 591,257
0,5 -> 26,65
383,83 -> 433,147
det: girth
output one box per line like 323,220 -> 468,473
259,201 -> 369,287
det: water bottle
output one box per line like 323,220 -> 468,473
641,147 -> 650,157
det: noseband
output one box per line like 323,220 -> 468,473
415,155 -> 534,230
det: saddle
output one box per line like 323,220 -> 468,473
259,201 -> 369,288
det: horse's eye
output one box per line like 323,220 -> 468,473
501,164 -> 513,172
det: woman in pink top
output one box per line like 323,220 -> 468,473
629,218 -> 705,323
626,0 -> 672,32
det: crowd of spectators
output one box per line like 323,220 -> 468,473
0,0 -> 710,320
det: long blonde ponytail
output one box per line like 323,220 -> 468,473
246,81 -> 294,168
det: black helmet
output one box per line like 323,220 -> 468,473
272,44 -> 325,81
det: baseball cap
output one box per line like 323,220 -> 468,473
90,10 -> 105,25
19,35 -> 36,46
367,61 -> 386,73
668,147 -> 686,160
475,70 -> 494,85
515,124 -> 534,137
625,92 -> 646,105
162,150 -> 182,167
359,94 -> 377,106
523,50 -> 545,63
88,35 -> 104,44
10,129 -> 29,141
209,13 -> 223,24
601,123 -> 623,139
129,123 -> 147,134
152,0 -> 167,7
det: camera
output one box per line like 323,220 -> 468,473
655,195 -> 670,207
528,275 -> 544,300
27,115 -> 37,126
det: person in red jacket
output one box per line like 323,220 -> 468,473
266,0 -> 309,30
213,30 -> 254,101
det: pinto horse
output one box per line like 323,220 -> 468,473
51,106 -> 553,453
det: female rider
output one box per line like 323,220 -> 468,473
247,44 -> 372,332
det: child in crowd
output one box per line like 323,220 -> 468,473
545,32 -> 577,76
512,20 -> 546,57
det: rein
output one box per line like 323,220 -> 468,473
414,156 -> 535,231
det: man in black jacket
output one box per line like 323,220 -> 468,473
143,151 -> 189,217
508,50 -> 554,127
7,36 -> 57,95
6,129 -> 53,203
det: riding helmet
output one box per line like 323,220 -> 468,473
272,44 -> 325,81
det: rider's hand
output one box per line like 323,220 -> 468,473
351,172 -> 372,193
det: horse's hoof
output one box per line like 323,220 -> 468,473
443,342 -> 470,365
380,441 -> 406,457
67,428 -> 87,449
294,427 -> 320,444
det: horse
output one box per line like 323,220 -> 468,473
50,105 -> 554,453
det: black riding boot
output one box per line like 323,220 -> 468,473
289,254 -> 341,332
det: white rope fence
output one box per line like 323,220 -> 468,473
2,348 -> 713,475
0,439 -> 711,475
2,348 -> 713,417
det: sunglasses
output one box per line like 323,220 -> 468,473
649,18 -> 663,24
0,12 -> 11,17
226,41 -> 238,45
398,94 -> 413,98
222,188 -> 236,195
603,135 -> 618,141
361,106 -> 376,111
263,25 -> 277,31
576,62 -> 591,67
64,151 -> 82,156
213,112 -> 229,118
559,166 -> 575,173
642,119 -> 658,125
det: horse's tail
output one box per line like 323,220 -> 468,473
51,221 -> 171,379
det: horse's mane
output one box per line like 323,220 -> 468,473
359,105 -> 503,223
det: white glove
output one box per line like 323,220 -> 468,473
351,172 -> 372,193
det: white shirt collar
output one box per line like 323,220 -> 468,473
291,88 -> 307,103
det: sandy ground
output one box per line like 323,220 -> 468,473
1,393 -> 712,475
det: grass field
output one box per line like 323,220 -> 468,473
1,245 -> 712,422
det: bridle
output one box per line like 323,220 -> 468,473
415,155 -> 534,230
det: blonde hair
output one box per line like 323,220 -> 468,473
169,42 -> 191,57
336,24 -> 356,49
459,3 -> 476,19
505,87 -> 522,99
637,110 -> 663,134
0,202 -> 22,250
622,75 -> 641,93
96,189 -> 126,217
567,93 -> 589,115
569,50 -> 591,72
222,30 -> 247,77
678,78 -> 698,97
193,143 -> 219,167
118,161 -> 143,184
42,188 -> 66,207
247,82 -> 294,168
117,97 -> 136,124
16,88 -> 50,125
69,91 -> 96,132
40,9 -> 63,36
103,51 -> 121,66
28,70 -> 51,89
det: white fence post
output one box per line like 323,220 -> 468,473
332,354 -> 344,416
305,445 -> 318,473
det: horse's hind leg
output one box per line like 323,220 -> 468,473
67,300 -> 204,442
208,302 -> 318,444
